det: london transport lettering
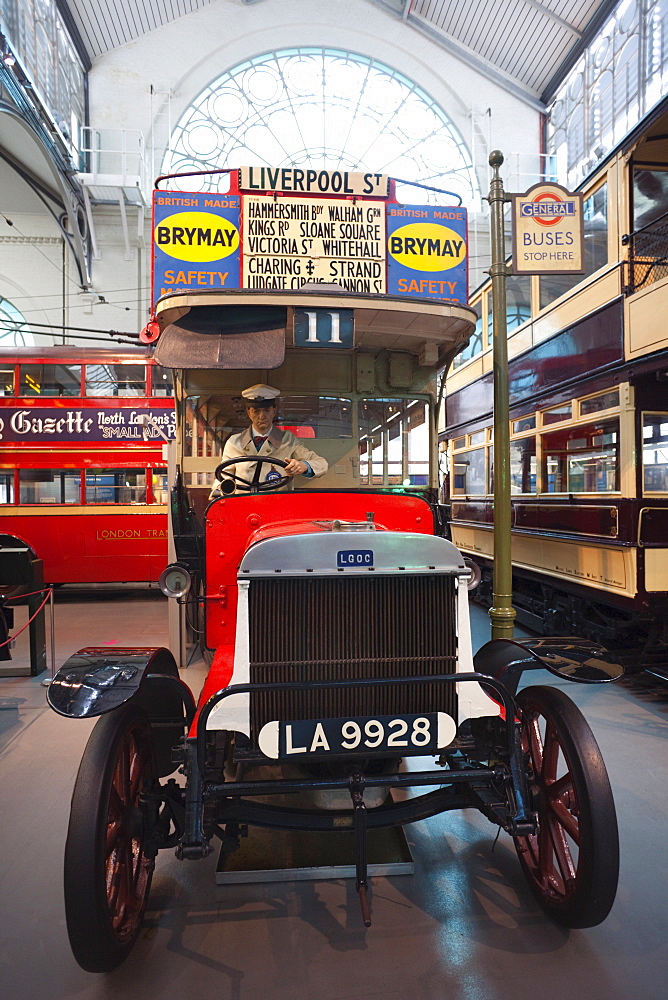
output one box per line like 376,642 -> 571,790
97,528 -> 168,540
152,169 -> 468,305
512,182 -> 584,275
0,407 -> 176,442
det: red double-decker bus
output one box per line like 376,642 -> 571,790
0,347 -> 174,584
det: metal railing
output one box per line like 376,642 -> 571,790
622,210 -> 668,294
78,127 -> 149,200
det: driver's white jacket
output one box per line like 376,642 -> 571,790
209,427 -> 328,497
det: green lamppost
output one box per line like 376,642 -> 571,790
487,151 -> 516,639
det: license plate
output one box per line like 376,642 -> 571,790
267,712 -> 456,758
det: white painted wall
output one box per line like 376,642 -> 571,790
88,0 -> 540,194
2,0 -> 542,346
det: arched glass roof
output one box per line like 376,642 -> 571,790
161,47 -> 480,208
0,297 -> 33,347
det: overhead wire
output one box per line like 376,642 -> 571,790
1,211 -> 88,296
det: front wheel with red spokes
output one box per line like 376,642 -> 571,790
514,685 -> 619,928
64,704 -> 157,972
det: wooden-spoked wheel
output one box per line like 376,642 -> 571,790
514,685 -> 619,928
64,704 -> 157,972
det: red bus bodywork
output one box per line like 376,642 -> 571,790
0,347 -> 173,585
194,490 -> 438,721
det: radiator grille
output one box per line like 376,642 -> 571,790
248,574 -> 458,741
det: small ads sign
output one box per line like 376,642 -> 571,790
512,183 -> 584,275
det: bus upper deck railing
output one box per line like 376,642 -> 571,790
622,209 -> 668,294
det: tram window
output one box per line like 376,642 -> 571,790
19,364 -> 81,397
580,389 -> 619,415
513,415 -> 536,432
543,419 -> 619,493
19,469 -> 80,503
452,437 -> 466,450
542,403 -> 572,425
358,398 -> 429,487
85,470 -> 147,503
633,168 -> 668,229
642,413 -> 668,493
539,183 -> 608,309
469,430 -> 485,446
151,365 -> 174,397
453,299 -> 483,368
0,471 -> 15,503
506,274 -> 531,332
510,437 -> 537,494
452,447 -> 486,495
85,364 -> 146,397
0,367 -> 14,395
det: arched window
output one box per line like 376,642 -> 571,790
0,297 -> 33,346
162,48 -> 480,207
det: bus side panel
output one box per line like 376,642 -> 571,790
0,509 -> 168,584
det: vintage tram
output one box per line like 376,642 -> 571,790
442,100 -> 668,676
47,168 -> 622,972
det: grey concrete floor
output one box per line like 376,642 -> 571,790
1,589 -> 667,999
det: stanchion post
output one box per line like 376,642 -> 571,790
487,151 -> 516,639
49,587 -> 55,677
41,587 -> 57,687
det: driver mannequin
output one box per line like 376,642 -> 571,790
209,384 -> 328,498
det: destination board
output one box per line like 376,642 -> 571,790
239,166 -> 389,198
242,196 -> 386,294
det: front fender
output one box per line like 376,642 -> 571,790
473,637 -> 624,696
47,646 -> 185,718
47,646 -> 196,777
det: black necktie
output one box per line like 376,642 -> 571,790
253,436 -> 267,449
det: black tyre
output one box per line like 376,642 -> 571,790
513,685 -> 619,928
64,704 -> 157,972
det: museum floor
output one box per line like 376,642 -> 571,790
1,589 -> 666,1000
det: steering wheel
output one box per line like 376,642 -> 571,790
213,455 -> 291,494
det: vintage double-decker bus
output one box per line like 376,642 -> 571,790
47,167 -> 622,973
0,347 -> 174,584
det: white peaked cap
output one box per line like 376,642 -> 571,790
241,384 -> 280,403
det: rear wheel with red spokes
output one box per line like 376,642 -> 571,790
514,685 -> 619,928
64,704 -> 157,972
